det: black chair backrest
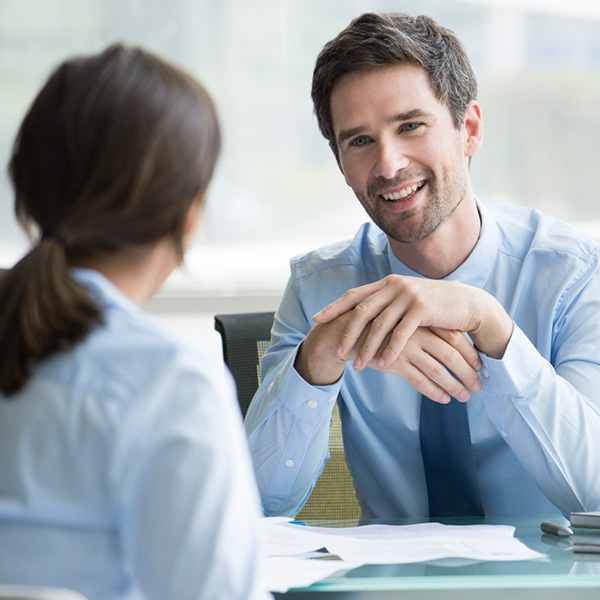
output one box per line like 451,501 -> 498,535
214,310 -> 362,520
214,312 -> 275,417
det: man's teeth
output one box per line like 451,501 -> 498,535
382,182 -> 424,201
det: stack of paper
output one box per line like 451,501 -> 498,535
259,518 -> 545,593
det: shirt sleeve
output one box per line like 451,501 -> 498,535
244,279 -> 341,517
110,350 -> 272,600
480,257 -> 600,516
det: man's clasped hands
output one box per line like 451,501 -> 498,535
294,274 -> 515,404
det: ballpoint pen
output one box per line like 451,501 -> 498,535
540,521 -> 573,538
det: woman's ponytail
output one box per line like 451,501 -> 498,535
0,235 -> 100,396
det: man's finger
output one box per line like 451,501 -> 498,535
396,362 -> 452,405
313,279 -> 387,323
431,327 -> 483,371
373,312 -> 423,368
352,303 -> 409,369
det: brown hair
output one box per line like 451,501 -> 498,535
311,12 -> 478,159
0,44 -> 220,396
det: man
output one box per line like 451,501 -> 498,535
245,12 -> 600,519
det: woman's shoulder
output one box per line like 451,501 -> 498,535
39,305 -> 231,411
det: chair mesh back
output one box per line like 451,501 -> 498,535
214,311 -> 361,520
296,401 -> 361,521
214,312 -> 275,417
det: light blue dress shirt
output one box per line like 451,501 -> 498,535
245,202 -> 600,520
0,269 -> 271,600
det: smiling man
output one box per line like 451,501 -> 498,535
244,12 -> 600,520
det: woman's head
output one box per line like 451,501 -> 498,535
10,43 -> 220,259
1,44 -> 221,396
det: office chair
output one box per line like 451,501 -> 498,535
0,586 -> 88,600
214,312 -> 361,521
214,312 -> 276,417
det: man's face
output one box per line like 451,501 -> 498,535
330,63 -> 478,245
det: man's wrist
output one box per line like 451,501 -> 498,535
471,298 -> 514,359
294,339 -> 346,386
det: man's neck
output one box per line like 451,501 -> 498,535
388,196 -> 482,279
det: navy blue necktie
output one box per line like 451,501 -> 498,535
419,395 -> 484,518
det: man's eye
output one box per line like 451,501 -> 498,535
351,136 -> 369,147
402,123 -> 420,132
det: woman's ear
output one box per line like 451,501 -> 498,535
183,193 -> 205,248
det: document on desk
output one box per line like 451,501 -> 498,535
258,555 -> 362,593
298,521 -> 536,562
321,525 -> 544,564
261,516 -> 341,557
259,518 -> 362,592
260,517 -> 545,591
259,518 -> 545,591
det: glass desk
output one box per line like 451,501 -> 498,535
274,516 -> 600,599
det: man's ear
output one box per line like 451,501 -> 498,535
330,140 -> 350,186
463,101 -> 483,159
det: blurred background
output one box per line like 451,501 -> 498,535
2,0 -> 600,354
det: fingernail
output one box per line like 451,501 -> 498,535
377,357 -> 386,368
334,345 -> 343,358
441,394 -> 451,404
353,357 -> 362,370
460,390 -> 470,402
473,379 -> 482,393
474,358 -> 483,370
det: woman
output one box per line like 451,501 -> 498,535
0,45 -> 270,600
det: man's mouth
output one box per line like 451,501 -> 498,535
381,180 -> 425,201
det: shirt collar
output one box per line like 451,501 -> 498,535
71,267 -> 141,315
386,199 -> 500,287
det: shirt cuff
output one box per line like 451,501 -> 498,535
270,345 -> 341,424
478,324 -> 546,397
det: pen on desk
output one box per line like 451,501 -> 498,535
540,521 -> 573,538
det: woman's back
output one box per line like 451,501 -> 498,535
0,269 -> 267,599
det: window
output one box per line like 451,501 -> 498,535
2,0 -> 600,306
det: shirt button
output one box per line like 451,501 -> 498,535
307,400 -> 318,409
285,459 -> 295,468
500,430 -> 508,438
482,368 -> 489,378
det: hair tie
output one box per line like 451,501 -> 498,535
41,229 -> 68,248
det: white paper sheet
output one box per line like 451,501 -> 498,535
296,521 -> 517,540
259,556 -> 360,593
259,517 -> 545,591
261,517 -> 347,557
323,533 -> 544,563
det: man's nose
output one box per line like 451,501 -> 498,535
373,141 -> 409,180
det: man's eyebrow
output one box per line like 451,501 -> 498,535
336,109 -> 434,146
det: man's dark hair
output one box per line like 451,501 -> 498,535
311,12 -> 478,158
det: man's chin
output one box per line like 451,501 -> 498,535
375,215 -> 439,245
